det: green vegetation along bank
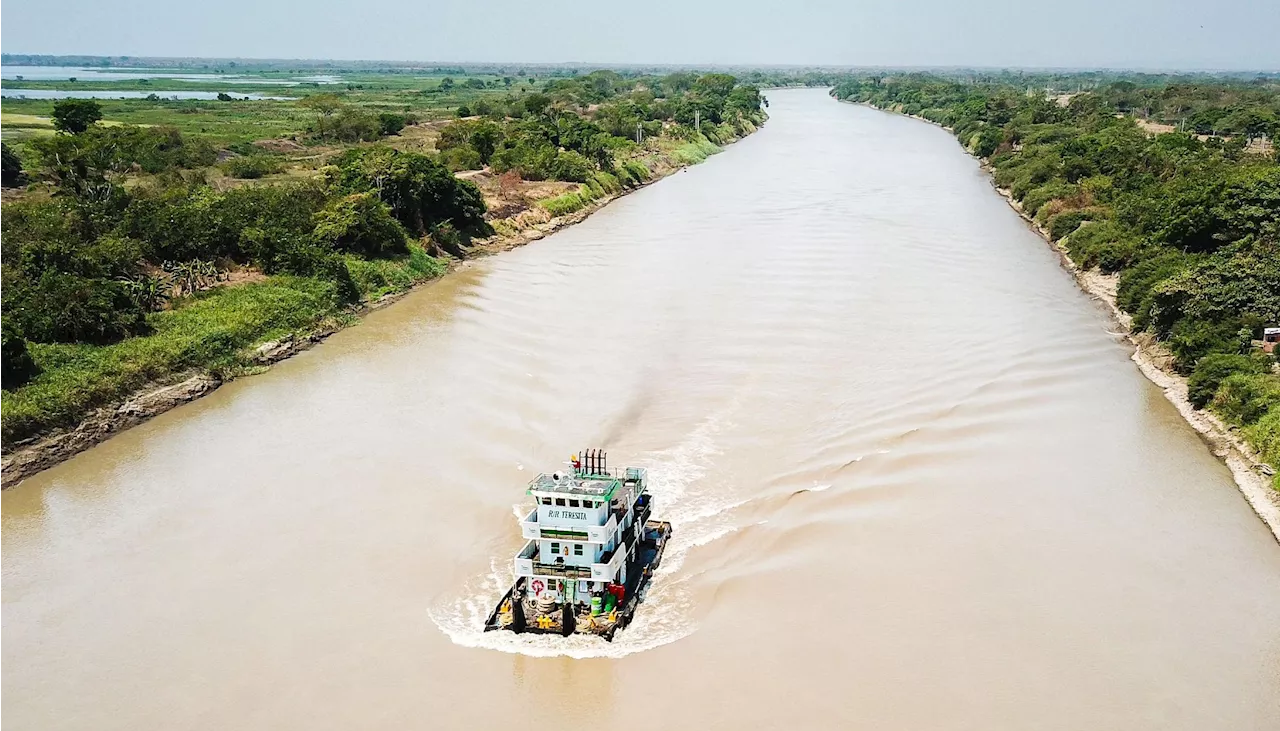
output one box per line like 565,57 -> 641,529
0,68 -> 767,485
832,75 -> 1280,523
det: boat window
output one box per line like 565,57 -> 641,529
555,498 -> 566,507
541,497 -> 552,505
550,542 -> 560,554
568,499 -> 580,508
573,544 -> 584,556
582,500 -> 595,509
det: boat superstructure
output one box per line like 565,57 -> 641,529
484,449 -> 671,641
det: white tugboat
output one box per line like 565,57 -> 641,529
485,449 -> 672,641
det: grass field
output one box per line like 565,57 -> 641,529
2,71 -> 545,145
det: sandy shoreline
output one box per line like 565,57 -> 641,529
0,127 -> 761,488
838,98 -> 1280,543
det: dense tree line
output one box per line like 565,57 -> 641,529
1,100 -> 487,391
435,72 -> 766,181
833,76 -> 1280,481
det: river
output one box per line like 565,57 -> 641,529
4,89 -> 1279,730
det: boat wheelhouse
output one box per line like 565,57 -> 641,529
485,449 -> 671,640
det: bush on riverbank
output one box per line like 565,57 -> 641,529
433,72 -> 763,186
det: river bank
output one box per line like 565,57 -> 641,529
840,98 -> 1280,543
995,181 -> 1280,543
0,124 -> 761,487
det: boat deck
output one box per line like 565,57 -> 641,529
485,520 -> 672,641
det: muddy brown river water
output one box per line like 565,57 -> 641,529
4,89 -> 1280,730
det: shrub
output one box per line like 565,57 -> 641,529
312,193 -> 409,258
1188,353 -> 1273,408
343,242 -> 445,299
436,119 -> 502,163
315,108 -> 382,142
549,150 -> 593,182
5,270 -> 146,344
1165,318 -> 1247,373
971,127 -> 1003,158
51,99 -> 102,134
2,142 -> 24,187
221,155 -> 284,179
378,112 -> 411,136
1244,409 -> 1280,484
1117,251 -> 1192,329
1063,220 -> 1145,272
2,319 -> 39,389
326,146 -> 487,235
1212,373 -> 1280,425
32,124 -> 216,179
1023,182 -> 1078,220
120,182 -> 327,264
1047,209 -> 1095,241
617,160 -> 650,186
439,145 -> 483,172
538,188 -> 592,217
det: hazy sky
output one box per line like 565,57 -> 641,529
3,0 -> 1278,70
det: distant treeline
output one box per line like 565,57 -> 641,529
437,71 -> 764,178
832,75 -> 1280,482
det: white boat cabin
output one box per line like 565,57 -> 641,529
512,451 -> 647,606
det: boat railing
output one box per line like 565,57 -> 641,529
532,562 -> 593,579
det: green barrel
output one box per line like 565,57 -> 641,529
591,596 -> 602,616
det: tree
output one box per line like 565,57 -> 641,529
51,99 -> 103,134
2,143 -> 24,187
724,85 -> 763,119
300,93 -> 343,116
313,193 -> 409,257
439,77 -> 455,92
1,317 -> 39,389
300,94 -> 346,140
521,92 -> 552,117
1188,353 -> 1272,408
326,147 -> 487,236
377,112 -> 410,136
437,119 -> 503,164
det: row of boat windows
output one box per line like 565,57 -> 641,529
540,497 -> 599,508
548,542 -> 585,556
